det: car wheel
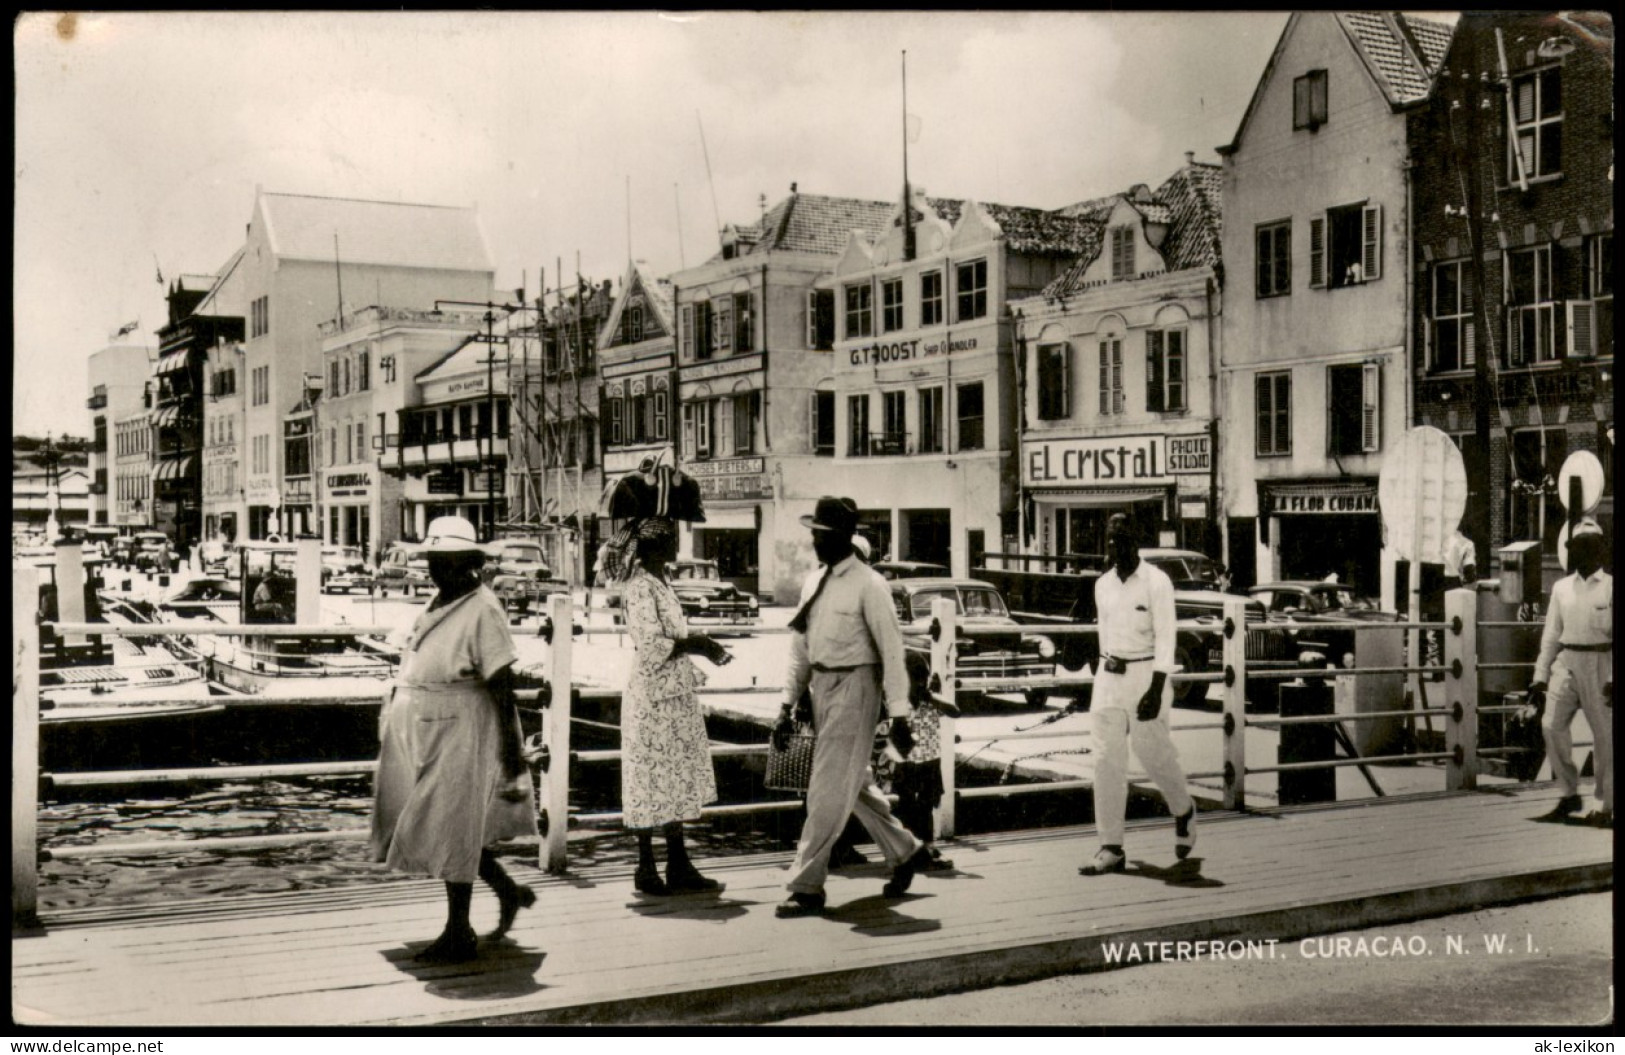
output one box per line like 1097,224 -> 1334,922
1173,642 -> 1206,705
1025,689 -> 1049,709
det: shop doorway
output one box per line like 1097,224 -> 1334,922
1277,515 -> 1382,597
902,509 -> 951,567
857,510 -> 892,563
694,528 -> 759,596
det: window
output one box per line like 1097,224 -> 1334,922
806,289 -> 835,349
1293,69 -> 1328,131
653,390 -> 668,440
1037,343 -> 1070,420
732,393 -> 757,455
813,391 -> 836,456
357,350 -> 369,391
881,390 -> 906,454
881,278 -> 905,332
329,360 -> 340,393
920,270 -> 944,327
691,302 -> 713,360
679,305 -> 693,359
625,305 -> 644,344
628,395 -> 646,444
955,259 -> 987,322
1097,339 -> 1123,416
356,423 -> 366,463
1256,221 -> 1291,297
344,423 -> 352,464
845,284 -> 873,339
1509,66 -> 1562,182
733,292 -> 754,352
919,387 -> 944,454
957,382 -> 984,451
1571,234 -> 1613,359
1509,426 -> 1568,553
1255,371 -> 1292,456
250,365 -> 270,407
1506,244 -> 1557,365
848,394 -> 870,456
713,299 -> 733,354
250,296 -> 270,339
1315,203 -> 1382,289
342,357 -> 352,396
1146,329 -> 1186,412
1327,362 -> 1381,455
458,404 -> 474,441
1110,226 -> 1136,281
1429,260 -> 1476,372
695,400 -> 712,457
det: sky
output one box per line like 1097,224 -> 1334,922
11,10 -> 1322,438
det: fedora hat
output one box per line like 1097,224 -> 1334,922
422,515 -> 488,554
800,496 -> 859,535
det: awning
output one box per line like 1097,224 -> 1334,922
150,351 -> 188,377
692,505 -> 757,531
151,405 -> 181,428
153,455 -> 195,482
1031,486 -> 1168,508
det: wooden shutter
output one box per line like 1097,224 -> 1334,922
681,305 -> 693,358
805,292 -> 818,348
1361,362 -> 1381,453
1567,300 -> 1596,358
1146,330 -> 1165,412
1309,214 -> 1327,288
1098,342 -> 1110,416
1255,374 -> 1271,454
1361,204 -> 1382,281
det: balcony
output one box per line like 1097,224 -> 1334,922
86,390 -> 108,410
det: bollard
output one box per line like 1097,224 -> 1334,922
13,566 -> 42,929
1443,587 -> 1480,791
929,597 -> 958,839
1222,598 -> 1249,811
541,591 -> 573,874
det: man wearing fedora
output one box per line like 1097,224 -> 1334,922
774,496 -> 932,917
1525,517 -> 1612,826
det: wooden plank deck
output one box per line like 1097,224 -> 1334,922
11,783 -> 1611,1027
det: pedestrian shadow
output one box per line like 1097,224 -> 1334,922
382,941 -> 548,1000
627,889 -> 751,922
827,895 -> 944,938
1529,812 -> 1609,828
1124,858 -> 1225,888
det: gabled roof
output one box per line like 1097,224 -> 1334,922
191,247 -> 246,316
919,198 -> 1105,255
176,274 -> 216,293
1221,12 -> 1454,155
258,192 -> 493,273
601,261 -> 674,346
710,193 -> 895,261
413,333 -> 480,382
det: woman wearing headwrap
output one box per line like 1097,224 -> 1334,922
611,515 -> 734,895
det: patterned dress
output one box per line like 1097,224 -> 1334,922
620,567 -> 718,829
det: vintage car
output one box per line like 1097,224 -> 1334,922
320,545 -> 372,593
132,531 -> 174,573
665,559 -> 761,628
1248,581 -> 1400,667
891,577 -> 1058,708
1139,547 -> 1229,591
486,538 -> 552,580
375,543 -> 432,597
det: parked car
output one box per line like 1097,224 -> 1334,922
375,542 -> 432,596
320,545 -> 372,594
133,531 -> 174,573
82,525 -> 120,559
486,538 -> 552,580
872,560 -> 950,580
664,559 -> 761,629
1248,581 -> 1400,667
891,577 -> 1057,709
1139,547 -> 1228,591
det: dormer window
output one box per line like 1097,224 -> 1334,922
1294,69 -> 1328,131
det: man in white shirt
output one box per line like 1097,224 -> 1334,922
1443,528 -> 1478,589
774,497 -> 930,916
1524,518 -> 1612,826
1081,513 -> 1197,875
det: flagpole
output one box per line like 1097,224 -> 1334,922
901,50 -> 915,262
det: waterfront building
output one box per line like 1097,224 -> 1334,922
827,187 -> 1099,578
202,339 -> 247,543
1217,11 -> 1453,602
1408,11 -> 1614,572
191,189 -> 494,540
86,344 -> 153,527
113,404 -> 153,530
14,467 -> 90,537
321,305 -> 490,556
671,189 -> 895,601
1011,158 -> 1225,562
598,262 -> 678,484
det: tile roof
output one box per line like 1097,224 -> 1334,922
259,192 -> 493,273
919,198 -> 1105,255
1340,12 -> 1454,106
719,193 -> 895,260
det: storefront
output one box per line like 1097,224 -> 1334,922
323,468 -> 376,558
686,456 -> 770,596
1258,478 -> 1382,597
1023,432 -> 1212,560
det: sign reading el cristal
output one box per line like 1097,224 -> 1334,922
1024,436 -> 1177,486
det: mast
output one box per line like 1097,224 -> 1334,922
902,50 -> 915,262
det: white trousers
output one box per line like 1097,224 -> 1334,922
1543,650 -> 1613,812
1093,660 -> 1192,848
786,666 -> 922,895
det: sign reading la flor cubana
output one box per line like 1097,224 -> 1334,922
1024,434 -> 1210,487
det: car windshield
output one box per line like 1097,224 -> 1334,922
501,544 -> 544,563
910,587 -> 1008,619
1314,586 -> 1374,611
672,564 -> 719,582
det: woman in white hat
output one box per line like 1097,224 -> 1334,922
371,516 -> 538,962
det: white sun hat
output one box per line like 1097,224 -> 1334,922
422,515 -> 488,554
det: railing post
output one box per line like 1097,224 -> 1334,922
1443,587 -> 1479,791
1222,598 -> 1248,812
13,566 -> 42,929
929,597 -> 958,839
541,591 -> 573,874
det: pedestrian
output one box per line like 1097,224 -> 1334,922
774,496 -> 932,918
601,514 -> 734,895
1442,526 -> 1478,590
1080,512 -> 1197,875
371,515 -> 537,963
1523,518 -> 1612,827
